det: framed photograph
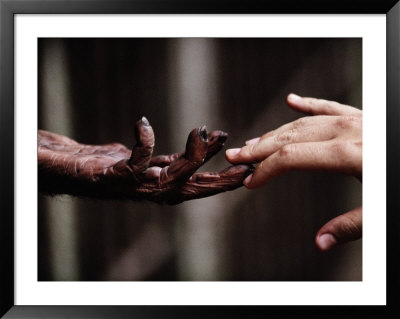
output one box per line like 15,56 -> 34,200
1,0 -> 399,317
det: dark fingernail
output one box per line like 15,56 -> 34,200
218,132 -> 228,143
198,125 -> 208,141
141,116 -> 150,126
246,165 -> 255,175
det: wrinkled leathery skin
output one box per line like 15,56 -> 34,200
38,117 -> 253,204
148,130 -> 227,167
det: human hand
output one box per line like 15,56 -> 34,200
38,117 -> 253,205
225,94 -> 362,251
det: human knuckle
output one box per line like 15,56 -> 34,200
293,117 -> 307,128
305,98 -> 317,106
275,129 -> 297,144
353,140 -> 362,149
248,143 -> 256,154
334,117 -> 348,129
240,145 -> 254,158
257,160 -> 266,172
351,115 -> 362,128
330,141 -> 346,155
310,98 -> 333,112
324,102 -> 336,113
330,140 -> 358,158
333,216 -> 360,238
278,144 -> 295,159
353,110 -> 362,117
263,130 -> 275,139
335,116 -> 359,129
257,159 -> 270,175
332,100 -> 345,108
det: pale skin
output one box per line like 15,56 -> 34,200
225,93 -> 362,251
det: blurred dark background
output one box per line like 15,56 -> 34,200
38,38 -> 362,281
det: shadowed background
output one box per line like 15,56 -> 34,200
38,38 -> 362,281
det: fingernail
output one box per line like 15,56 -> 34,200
288,93 -> 302,102
226,148 -> 241,158
243,173 -> 253,186
217,133 -> 228,144
141,116 -> 150,126
317,233 -> 337,251
245,137 -> 260,145
198,125 -> 208,141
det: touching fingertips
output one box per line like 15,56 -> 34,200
316,233 -> 338,251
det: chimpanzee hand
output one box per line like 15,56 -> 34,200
38,117 -> 253,204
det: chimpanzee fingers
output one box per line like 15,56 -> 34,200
149,130 -> 227,167
204,130 -> 228,163
188,164 -> 253,191
106,117 -> 155,180
164,164 -> 253,204
149,153 -> 180,167
128,117 -> 155,172
159,126 -> 208,187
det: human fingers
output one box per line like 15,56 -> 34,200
286,93 -> 361,116
255,115 -> 336,143
235,115 -> 342,156
243,115 -> 334,145
243,140 -> 361,189
128,117 -> 155,172
245,137 -> 260,145
164,164 -> 253,204
315,206 -> 362,251
226,122 -> 338,164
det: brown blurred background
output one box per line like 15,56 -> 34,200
38,38 -> 362,281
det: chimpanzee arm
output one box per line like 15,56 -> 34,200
38,117 -> 253,204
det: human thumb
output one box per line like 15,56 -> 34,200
315,206 -> 362,251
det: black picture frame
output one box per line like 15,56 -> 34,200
1,0 -> 399,318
